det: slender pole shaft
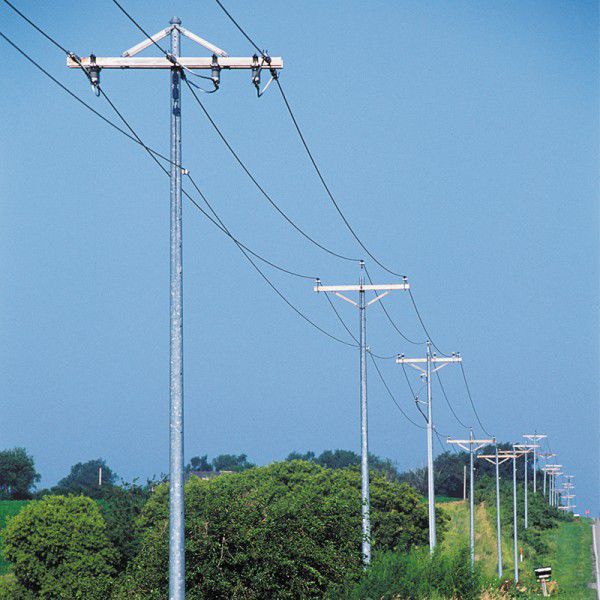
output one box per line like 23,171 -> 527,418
543,467 -> 546,496
533,439 -> 537,493
169,18 -> 185,600
359,272 -> 371,565
469,431 -> 475,568
524,452 -> 528,529
495,446 -> 502,579
426,341 -> 436,551
513,454 -> 519,583
463,464 -> 467,501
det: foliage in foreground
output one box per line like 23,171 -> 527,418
3,495 -> 116,599
330,545 -> 483,600
113,460 -> 439,599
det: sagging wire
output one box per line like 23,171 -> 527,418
368,353 -> 426,429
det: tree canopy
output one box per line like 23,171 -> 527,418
0,447 -> 40,499
114,460 -> 438,599
53,458 -> 117,498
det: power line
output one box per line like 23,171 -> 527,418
2,0 -> 69,54
214,0 -> 263,54
407,288 -> 450,356
322,291 -> 396,359
0,30 -> 320,284
434,369 -> 471,430
1,27 -> 360,350
368,354 -> 426,429
182,76 -> 360,263
0,31 -> 173,167
109,0 -> 359,263
459,362 -> 493,438
212,0 -> 407,279
363,263 -> 425,346
275,79 -> 407,278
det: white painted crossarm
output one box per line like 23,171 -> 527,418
396,355 -> 461,364
314,283 -> 409,293
67,56 -> 283,70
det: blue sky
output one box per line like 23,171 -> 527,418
1,1 -> 598,512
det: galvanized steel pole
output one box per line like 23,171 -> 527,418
532,439 -> 537,493
524,452 -> 528,529
426,341 -> 437,552
513,453 -> 519,583
169,18 -> 185,600
495,446 -> 502,579
469,429 -> 475,568
359,268 -> 371,565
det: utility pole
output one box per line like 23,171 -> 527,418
523,434 -> 546,493
397,346 -> 461,552
98,466 -> 103,487
545,464 -> 562,508
478,446 -> 511,579
314,265 -> 409,565
539,452 -> 556,497
499,448 -> 526,583
463,464 -> 467,501
514,443 -> 538,529
448,431 -> 494,567
69,26 -> 283,600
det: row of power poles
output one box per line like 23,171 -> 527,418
67,18 -> 576,598
446,433 -> 574,584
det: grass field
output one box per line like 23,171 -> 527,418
0,500 -> 30,574
440,499 -> 595,598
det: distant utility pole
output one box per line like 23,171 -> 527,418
545,464 -> 562,508
447,431 -> 494,568
314,264 -> 409,565
98,466 -> 103,487
478,446 -> 511,579
69,25 -> 283,600
463,465 -> 467,501
397,344 -> 461,552
514,443 -> 538,529
522,434 -> 546,493
539,452 -> 556,496
499,447 -> 526,584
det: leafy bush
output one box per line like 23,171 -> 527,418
114,460 -> 439,599
97,483 -> 149,571
330,545 -> 482,599
3,495 -> 117,599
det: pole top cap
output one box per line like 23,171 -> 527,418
170,16 -> 182,25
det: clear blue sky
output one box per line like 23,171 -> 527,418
1,1 -> 598,512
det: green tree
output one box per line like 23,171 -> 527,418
186,455 -> 212,472
286,449 -> 402,480
211,453 -> 255,472
0,448 -> 40,499
114,460 -> 439,599
53,458 -> 117,498
4,495 -> 117,599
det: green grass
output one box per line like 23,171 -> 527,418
0,501 -> 30,575
521,519 -> 595,599
440,497 -> 595,598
